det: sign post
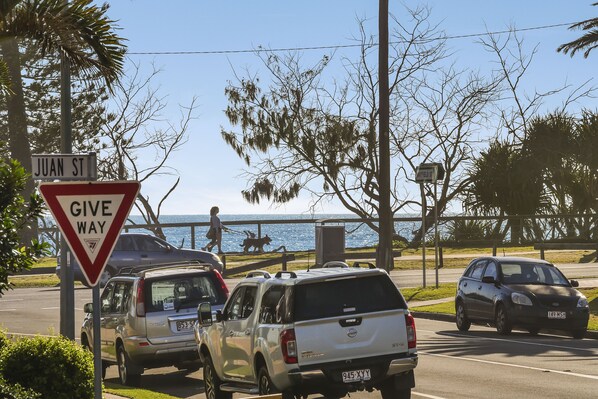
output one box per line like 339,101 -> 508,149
39,181 -> 139,399
415,163 -> 445,288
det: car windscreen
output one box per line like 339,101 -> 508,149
292,274 -> 407,321
501,262 -> 570,286
145,274 -> 224,313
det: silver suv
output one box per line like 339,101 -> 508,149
196,267 -> 418,399
81,263 -> 229,385
58,232 -> 224,287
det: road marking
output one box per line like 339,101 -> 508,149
419,329 -> 597,353
0,299 -> 23,302
419,350 -> 598,380
0,309 -> 17,312
41,307 -> 60,310
413,392 -> 448,399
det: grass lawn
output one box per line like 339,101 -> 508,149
104,382 -> 176,399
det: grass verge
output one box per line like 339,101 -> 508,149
104,382 -> 177,399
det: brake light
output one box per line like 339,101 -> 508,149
213,270 -> 229,296
136,279 -> 146,317
405,313 -> 416,349
280,329 -> 297,364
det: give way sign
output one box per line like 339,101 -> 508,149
39,181 -> 140,287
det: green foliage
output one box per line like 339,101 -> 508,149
0,158 -> 50,297
557,3 -> 598,58
0,330 -> 10,353
0,376 -> 41,399
0,335 -> 94,399
447,219 -> 492,242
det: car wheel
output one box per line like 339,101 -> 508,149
495,304 -> 512,335
258,365 -> 279,395
572,329 -> 586,339
117,344 -> 141,386
99,267 -> 114,288
203,355 -> 231,399
455,300 -> 471,331
380,378 -> 410,399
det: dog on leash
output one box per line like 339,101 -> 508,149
240,234 -> 272,253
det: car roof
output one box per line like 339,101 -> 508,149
244,267 -> 388,287
473,256 -> 553,265
115,262 -> 214,279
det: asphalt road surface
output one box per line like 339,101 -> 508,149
2,263 -> 598,398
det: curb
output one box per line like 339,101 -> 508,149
411,311 -> 598,340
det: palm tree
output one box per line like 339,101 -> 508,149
1,0 -> 125,243
558,2 -> 598,58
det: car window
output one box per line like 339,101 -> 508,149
293,274 -> 406,321
224,287 -> 245,320
483,262 -> 498,280
101,282 -> 116,313
114,235 -> 136,251
470,260 -> 487,280
111,281 -> 132,313
137,236 -> 169,252
259,286 -> 285,324
145,274 -> 223,312
241,286 -> 257,319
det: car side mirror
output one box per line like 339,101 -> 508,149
83,303 -> 93,313
482,276 -> 497,284
197,302 -> 213,327
570,280 -> 579,287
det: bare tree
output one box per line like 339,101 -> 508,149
98,63 -> 198,239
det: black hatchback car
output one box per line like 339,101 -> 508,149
455,256 -> 589,338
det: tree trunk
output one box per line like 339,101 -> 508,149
2,38 -> 36,244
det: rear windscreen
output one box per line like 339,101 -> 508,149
145,274 -> 225,313
293,274 -> 407,321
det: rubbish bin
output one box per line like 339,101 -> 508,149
315,219 -> 345,266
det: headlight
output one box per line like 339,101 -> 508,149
511,292 -> 533,306
577,296 -> 589,308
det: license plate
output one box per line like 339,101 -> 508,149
176,320 -> 195,331
547,311 -> 566,319
342,369 -> 371,383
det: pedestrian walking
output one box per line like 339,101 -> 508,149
204,206 -> 227,254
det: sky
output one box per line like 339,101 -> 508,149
100,0 -> 597,216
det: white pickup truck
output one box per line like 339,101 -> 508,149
195,267 -> 418,399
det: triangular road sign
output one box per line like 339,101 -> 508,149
39,181 -> 140,287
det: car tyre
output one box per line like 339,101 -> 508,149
203,355 -> 231,399
258,365 -> 279,395
380,378 -> 411,399
117,344 -> 141,386
572,329 -> 586,339
455,300 -> 471,331
495,304 -> 512,335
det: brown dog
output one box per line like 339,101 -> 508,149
240,235 -> 272,253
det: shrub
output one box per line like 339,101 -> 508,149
0,335 -> 94,399
0,376 -> 41,399
0,330 -> 10,352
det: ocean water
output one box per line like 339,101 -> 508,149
127,214 -> 423,253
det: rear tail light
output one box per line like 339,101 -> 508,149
280,329 -> 297,364
405,313 -> 416,349
136,279 -> 146,317
213,270 -> 229,296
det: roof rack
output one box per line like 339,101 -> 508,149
117,260 -> 213,276
245,270 -> 272,279
275,271 -> 297,279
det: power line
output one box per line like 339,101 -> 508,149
128,21 -> 575,56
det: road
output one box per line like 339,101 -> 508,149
2,263 -> 598,398
98,318 -> 598,399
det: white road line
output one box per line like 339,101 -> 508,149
41,307 -> 60,310
419,350 -> 598,380
413,392 -> 448,399
418,329 -> 596,353
0,299 -> 23,302
0,309 -> 17,312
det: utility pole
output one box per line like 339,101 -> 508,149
377,0 -> 393,271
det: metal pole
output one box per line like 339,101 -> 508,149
93,285 -> 102,399
60,21 -> 75,339
421,184 -> 426,288
434,180 -> 439,288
